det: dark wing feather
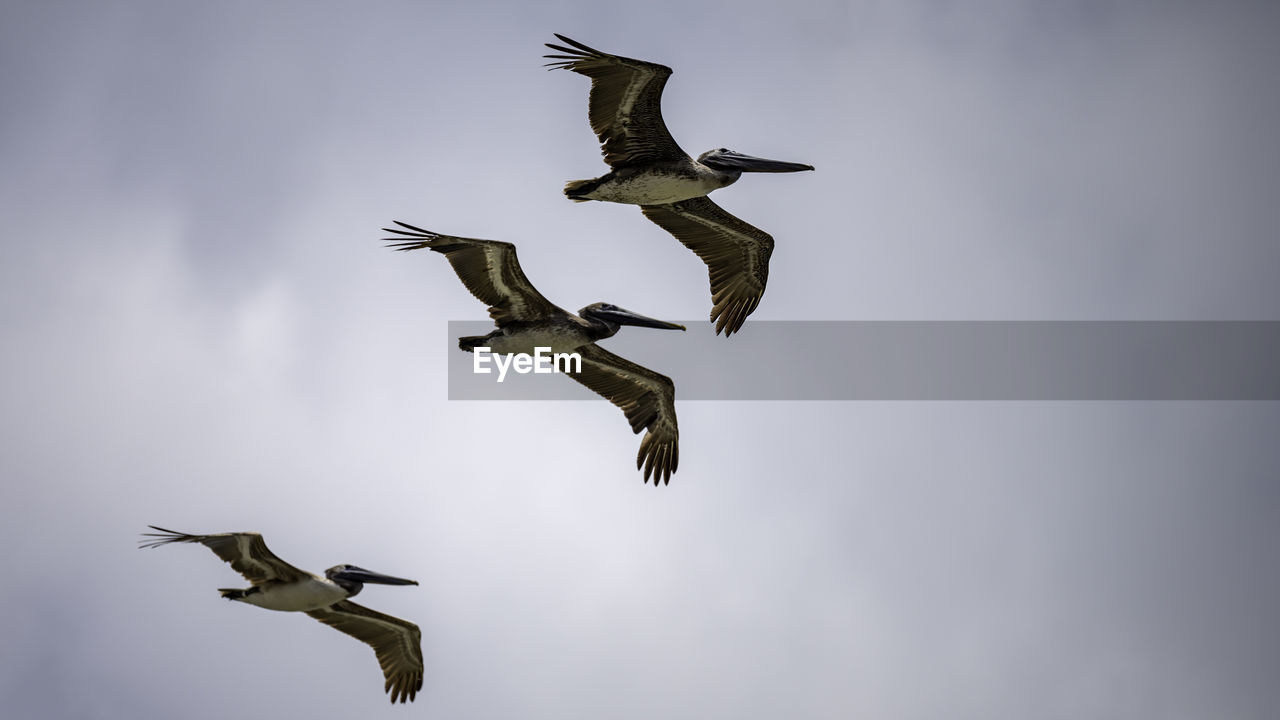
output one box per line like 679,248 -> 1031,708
544,33 -> 687,167
640,197 -> 775,336
383,221 -> 563,324
138,526 -> 307,585
566,344 -> 679,485
307,600 -> 425,704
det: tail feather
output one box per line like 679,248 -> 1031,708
563,178 -> 598,202
458,335 -> 488,351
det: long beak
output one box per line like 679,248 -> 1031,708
598,307 -> 687,331
332,566 -> 419,586
704,151 -> 814,173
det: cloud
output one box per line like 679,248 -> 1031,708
2,1 -> 1279,718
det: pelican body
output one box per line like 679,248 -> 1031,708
564,148 -> 813,206
384,221 -> 685,485
140,526 -> 424,703
459,300 -> 683,356
545,34 -> 814,336
219,562 -> 413,612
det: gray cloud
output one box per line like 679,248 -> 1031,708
2,1 -> 1278,718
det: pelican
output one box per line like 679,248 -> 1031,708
139,526 -> 424,703
544,33 -> 814,336
384,221 -> 684,485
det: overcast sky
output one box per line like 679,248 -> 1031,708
2,1 -> 1279,718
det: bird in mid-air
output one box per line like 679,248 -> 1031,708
140,526 -> 424,703
545,33 -> 814,336
384,221 -> 684,484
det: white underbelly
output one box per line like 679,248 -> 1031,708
588,173 -> 719,205
481,327 -> 590,355
242,578 -> 347,612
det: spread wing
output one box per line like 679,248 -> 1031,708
306,600 -> 425,704
383,221 -> 563,324
640,197 -> 775,336
138,526 -> 308,586
544,33 -> 688,167
566,344 -> 679,485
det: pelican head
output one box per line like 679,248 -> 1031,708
326,564 -> 419,596
696,148 -> 815,175
579,302 -> 686,338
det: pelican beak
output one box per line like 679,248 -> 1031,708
332,566 -> 419,586
701,150 -> 814,173
598,307 -> 687,331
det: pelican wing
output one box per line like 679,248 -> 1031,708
544,34 -> 687,167
307,600 -> 424,704
139,526 -> 307,586
640,197 -> 775,337
567,344 -> 679,485
383,221 -> 563,324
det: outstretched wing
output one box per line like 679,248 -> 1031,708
383,221 -> 564,324
566,344 -> 679,485
139,526 -> 308,586
307,600 -> 425,704
640,197 -> 775,336
544,33 -> 688,167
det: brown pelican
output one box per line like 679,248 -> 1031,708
544,33 -> 814,336
384,221 -> 684,485
139,526 -> 424,703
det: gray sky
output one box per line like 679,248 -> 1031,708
2,1 -> 1279,718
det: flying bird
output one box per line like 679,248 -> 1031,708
384,221 -> 684,485
544,33 -> 814,336
140,526 -> 424,703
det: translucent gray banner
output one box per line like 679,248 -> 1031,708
446,321 -> 1280,400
